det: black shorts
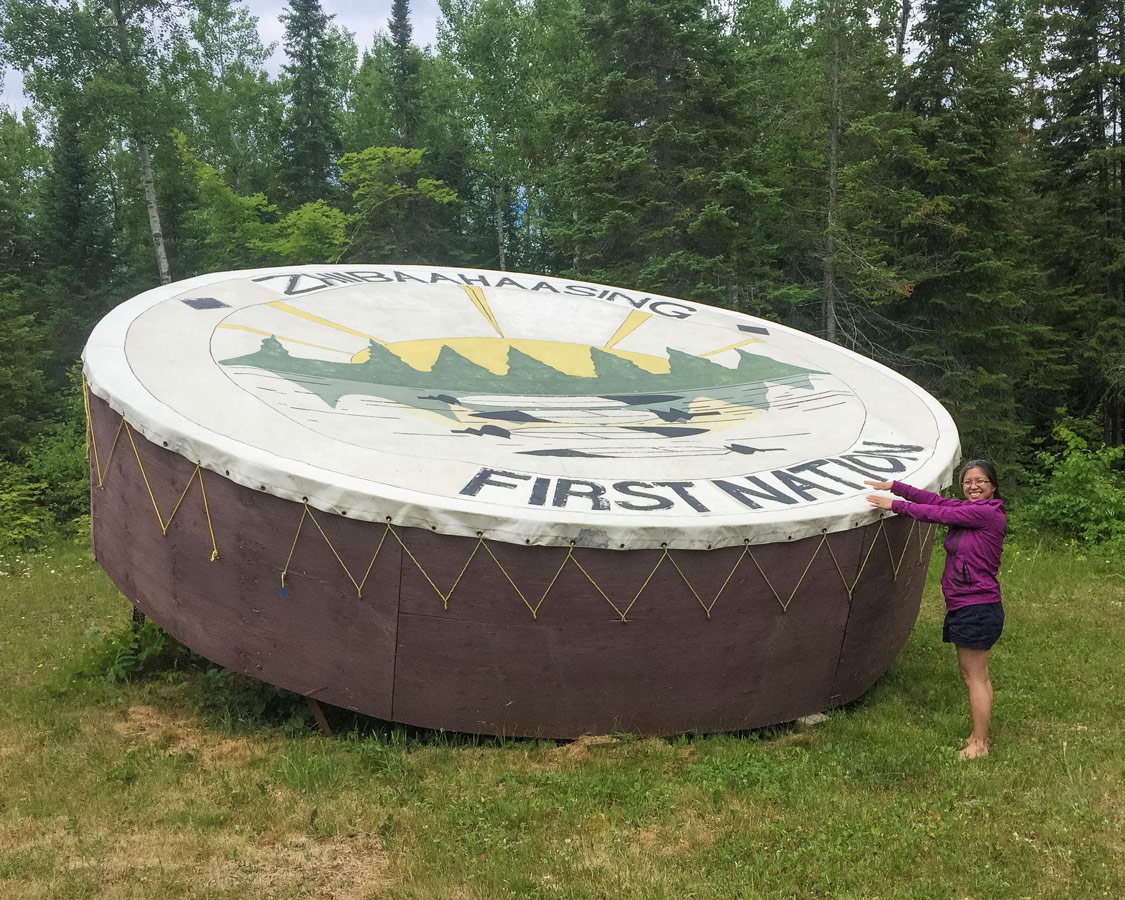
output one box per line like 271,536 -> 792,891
943,602 -> 1004,650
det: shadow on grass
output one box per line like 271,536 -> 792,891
63,616 -> 833,754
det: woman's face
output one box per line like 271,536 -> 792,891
961,466 -> 996,502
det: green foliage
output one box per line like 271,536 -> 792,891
180,134 -> 456,266
73,619 -> 314,732
2,0 -> 1125,548
21,424 -> 89,526
0,282 -> 49,460
197,667 -> 313,734
279,0 -> 347,206
336,145 -> 457,261
1019,421 -> 1125,545
0,465 -> 53,550
19,365 -> 90,527
78,619 -> 199,684
174,0 -> 282,194
261,199 -> 349,264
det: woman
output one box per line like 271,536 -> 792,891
865,460 -> 1006,760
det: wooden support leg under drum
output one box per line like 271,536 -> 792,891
131,606 -> 146,627
305,697 -> 333,738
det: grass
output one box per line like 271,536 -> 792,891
0,537 -> 1122,899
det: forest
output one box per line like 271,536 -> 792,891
1,0 -> 1124,547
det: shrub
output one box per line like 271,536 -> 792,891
23,419 -> 88,524
0,464 -> 53,550
1019,421 -> 1125,544
77,619 -> 199,683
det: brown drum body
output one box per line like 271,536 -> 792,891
88,394 -> 935,738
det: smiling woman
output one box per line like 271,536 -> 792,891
865,460 -> 1007,759
83,265 -> 960,737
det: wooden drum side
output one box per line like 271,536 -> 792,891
88,393 -> 936,738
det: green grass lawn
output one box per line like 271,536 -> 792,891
0,538 -> 1122,899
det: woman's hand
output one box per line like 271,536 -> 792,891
863,479 -> 894,491
866,494 -> 894,510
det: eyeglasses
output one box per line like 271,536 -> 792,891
962,479 -> 991,487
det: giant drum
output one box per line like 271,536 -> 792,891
83,265 -> 959,737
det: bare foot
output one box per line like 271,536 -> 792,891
959,738 -> 991,760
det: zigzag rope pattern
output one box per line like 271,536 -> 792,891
85,378 -> 219,562
86,378 -> 935,620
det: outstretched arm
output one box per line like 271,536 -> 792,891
864,479 -> 947,510
889,499 -> 1000,528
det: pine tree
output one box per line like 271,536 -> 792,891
35,92 -> 122,390
0,110 -> 48,459
546,0 -> 770,303
388,0 -> 422,147
888,0 -> 1050,461
279,0 -> 344,206
1036,0 -> 1125,442
39,97 -> 113,285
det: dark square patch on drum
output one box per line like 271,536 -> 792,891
181,297 -> 229,310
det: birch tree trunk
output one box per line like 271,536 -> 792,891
110,0 -> 171,285
136,135 -> 171,285
495,184 -> 507,271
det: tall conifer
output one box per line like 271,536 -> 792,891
280,0 -> 342,206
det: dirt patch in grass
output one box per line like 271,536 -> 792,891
534,735 -> 691,769
216,831 -> 390,898
2,822 -> 390,899
0,723 -> 38,760
113,704 -> 256,765
633,811 -> 718,855
549,734 -> 622,762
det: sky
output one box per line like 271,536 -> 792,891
246,0 -> 443,59
1,0 -> 444,113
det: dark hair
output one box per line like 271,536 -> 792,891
960,459 -> 1000,499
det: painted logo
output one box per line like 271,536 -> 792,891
214,283 -> 860,470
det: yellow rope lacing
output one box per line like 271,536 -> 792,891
278,508 -> 936,621
84,376 -> 220,562
86,376 -> 937,618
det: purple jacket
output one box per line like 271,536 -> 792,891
889,481 -> 1006,611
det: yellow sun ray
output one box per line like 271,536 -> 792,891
267,301 -> 388,345
459,286 -> 504,337
603,310 -> 652,350
699,338 -> 763,357
216,323 -> 351,355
